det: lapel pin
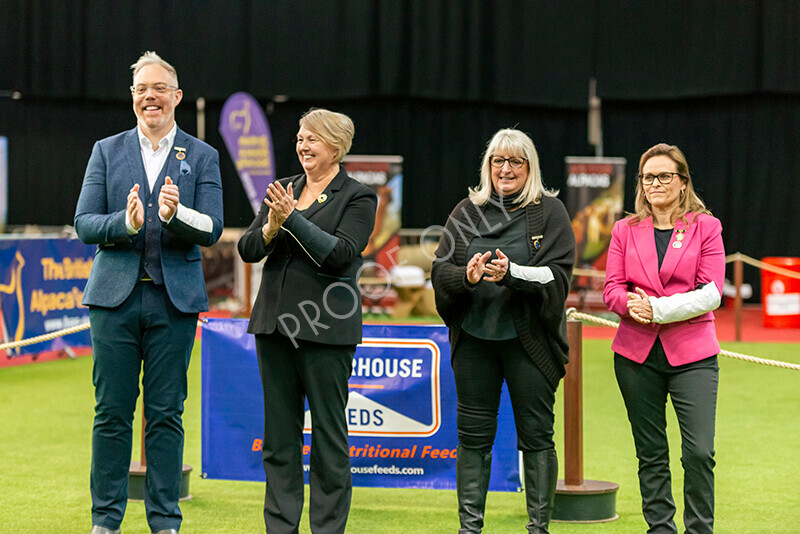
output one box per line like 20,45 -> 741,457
317,193 -> 327,204
531,234 -> 543,250
672,241 -> 683,248
174,146 -> 187,160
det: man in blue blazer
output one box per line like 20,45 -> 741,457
74,51 -> 223,534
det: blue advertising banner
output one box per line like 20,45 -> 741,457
0,236 -> 94,361
219,92 -> 276,215
0,136 -> 7,231
201,319 -> 522,491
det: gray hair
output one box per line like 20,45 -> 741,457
130,51 -> 179,87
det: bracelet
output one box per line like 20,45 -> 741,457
262,227 -> 278,240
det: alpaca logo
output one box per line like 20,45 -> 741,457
0,251 -> 26,355
303,338 -> 442,438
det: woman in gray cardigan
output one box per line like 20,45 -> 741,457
431,128 -> 575,534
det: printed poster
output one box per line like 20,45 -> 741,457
201,320 -> 521,491
564,157 -> 626,306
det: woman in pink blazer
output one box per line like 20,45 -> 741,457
603,143 -> 725,534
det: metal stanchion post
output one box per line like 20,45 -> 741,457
128,406 -> 193,501
734,257 -> 743,342
552,318 -> 618,522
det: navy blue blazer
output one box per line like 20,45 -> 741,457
238,167 -> 377,345
74,126 -> 224,313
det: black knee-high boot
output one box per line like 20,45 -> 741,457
523,449 -> 558,534
456,445 -> 492,533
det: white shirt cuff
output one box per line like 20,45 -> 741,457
172,203 -> 213,234
125,211 -> 139,235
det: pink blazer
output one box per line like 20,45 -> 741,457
603,213 -> 725,366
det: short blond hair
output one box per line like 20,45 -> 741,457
130,51 -> 179,87
299,108 -> 355,162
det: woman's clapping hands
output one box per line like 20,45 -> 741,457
467,249 -> 509,284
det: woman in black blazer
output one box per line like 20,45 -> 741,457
238,108 -> 377,534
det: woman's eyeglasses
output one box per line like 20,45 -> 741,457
637,172 -> 682,185
490,156 -> 527,169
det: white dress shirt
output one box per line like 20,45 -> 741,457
138,123 -> 178,193
126,123 -> 213,235
126,124 -> 177,233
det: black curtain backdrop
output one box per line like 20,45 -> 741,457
2,0 -> 800,295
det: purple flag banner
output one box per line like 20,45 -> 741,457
219,92 -> 276,214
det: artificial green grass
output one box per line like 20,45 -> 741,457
1,338 -> 799,533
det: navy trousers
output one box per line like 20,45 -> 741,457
89,282 -> 197,532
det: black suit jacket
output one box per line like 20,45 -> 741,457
238,166 -> 377,345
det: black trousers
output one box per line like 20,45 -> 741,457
615,339 -> 718,534
452,332 -> 557,453
89,282 -> 197,532
255,332 -> 354,534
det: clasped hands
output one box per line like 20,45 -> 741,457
627,287 -> 654,324
466,249 -> 510,285
127,177 -> 180,231
262,181 -> 298,240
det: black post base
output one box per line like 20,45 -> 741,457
128,462 -> 193,502
552,479 -> 619,523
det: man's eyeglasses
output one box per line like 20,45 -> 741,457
637,172 -> 682,185
490,156 -> 527,169
130,84 -> 179,95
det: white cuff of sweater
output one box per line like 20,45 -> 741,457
508,263 -> 554,284
648,281 -> 721,324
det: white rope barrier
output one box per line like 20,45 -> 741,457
2,309 -> 798,371
0,318 -> 209,353
725,252 -> 800,280
573,268 -> 606,278
574,252 -> 800,281
566,308 -> 800,371
0,321 -> 91,352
